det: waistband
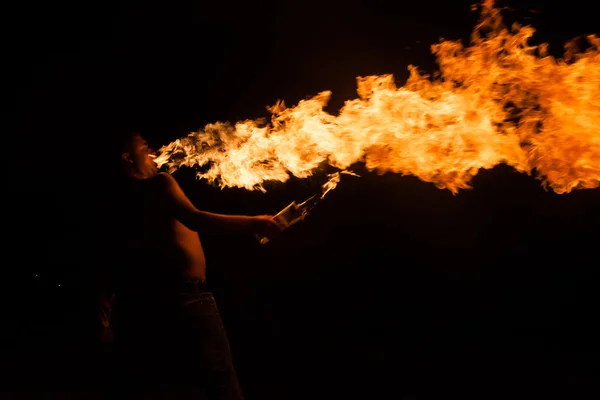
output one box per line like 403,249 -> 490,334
179,279 -> 211,294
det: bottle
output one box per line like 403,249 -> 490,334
257,194 -> 318,244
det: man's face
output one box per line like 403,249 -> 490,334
127,133 -> 158,178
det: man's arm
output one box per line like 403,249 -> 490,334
156,172 -> 278,235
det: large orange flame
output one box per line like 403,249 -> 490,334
155,0 -> 600,194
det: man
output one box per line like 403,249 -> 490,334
99,131 -> 282,398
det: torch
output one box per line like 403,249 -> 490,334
256,170 -> 355,244
256,194 -> 319,244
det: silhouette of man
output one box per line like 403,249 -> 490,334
99,131 -> 281,399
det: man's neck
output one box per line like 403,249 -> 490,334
127,169 -> 151,180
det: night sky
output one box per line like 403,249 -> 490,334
6,1 -> 600,398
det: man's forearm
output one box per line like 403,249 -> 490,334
193,210 -> 252,233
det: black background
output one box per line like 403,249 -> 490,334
6,1 -> 600,398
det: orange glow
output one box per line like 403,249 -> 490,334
155,1 -> 599,195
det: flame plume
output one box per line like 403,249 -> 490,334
155,0 -> 600,194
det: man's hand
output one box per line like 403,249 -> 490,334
97,292 -> 115,328
96,292 -> 115,345
248,215 -> 284,239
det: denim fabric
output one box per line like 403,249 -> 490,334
176,292 -> 244,399
111,291 -> 243,399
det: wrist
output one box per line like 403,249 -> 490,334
224,215 -> 254,232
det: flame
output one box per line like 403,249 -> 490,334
321,172 -> 342,200
155,0 -> 600,194
320,171 -> 360,199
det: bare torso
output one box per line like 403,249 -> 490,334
169,220 -> 207,281
127,176 -> 207,282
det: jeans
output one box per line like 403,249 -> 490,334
112,291 -> 243,399
176,292 -> 244,399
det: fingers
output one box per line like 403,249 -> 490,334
271,219 -> 285,231
253,215 -> 285,237
269,216 -> 286,231
268,219 -> 284,236
98,311 -> 110,327
98,307 -> 110,319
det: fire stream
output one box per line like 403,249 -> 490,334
155,1 -> 600,195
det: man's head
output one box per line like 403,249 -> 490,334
119,131 -> 159,179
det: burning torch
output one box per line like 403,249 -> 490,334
256,170 -> 357,244
256,194 -> 319,244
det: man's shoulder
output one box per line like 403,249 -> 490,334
149,172 -> 180,193
150,172 -> 175,185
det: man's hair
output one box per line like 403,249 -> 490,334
115,130 -> 140,158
